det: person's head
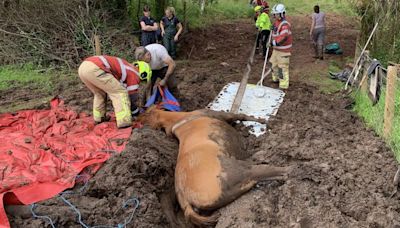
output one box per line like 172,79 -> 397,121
134,61 -> 152,81
254,5 -> 262,13
135,47 -> 151,63
143,5 -> 151,17
272,3 -> 286,20
314,5 -> 320,14
165,6 -> 175,18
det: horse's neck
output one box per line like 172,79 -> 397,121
158,111 -> 189,128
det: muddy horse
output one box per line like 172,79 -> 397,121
138,107 -> 290,226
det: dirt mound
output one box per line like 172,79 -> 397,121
216,83 -> 400,227
10,128 -> 178,227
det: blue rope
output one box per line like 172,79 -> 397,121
59,195 -> 140,228
30,204 -> 56,228
30,175 -> 140,228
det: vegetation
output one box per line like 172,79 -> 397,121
0,64 -> 55,92
270,0 -> 355,16
354,0 -> 400,66
353,84 -> 400,161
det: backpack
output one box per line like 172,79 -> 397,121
325,43 -> 343,55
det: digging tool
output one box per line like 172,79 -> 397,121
254,32 -> 273,98
345,23 -> 378,90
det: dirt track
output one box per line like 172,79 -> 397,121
9,15 -> 400,227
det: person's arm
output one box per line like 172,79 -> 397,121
160,19 -> 165,37
140,21 -> 157,31
159,56 -> 176,86
310,15 -> 315,37
175,22 -> 183,41
153,22 -> 159,31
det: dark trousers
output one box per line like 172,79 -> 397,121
151,67 -> 178,94
163,36 -> 177,59
141,32 -> 157,46
260,30 -> 270,57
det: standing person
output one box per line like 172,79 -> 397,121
160,6 -> 183,59
256,6 -> 271,57
310,5 -> 326,60
269,3 -> 292,90
78,56 -> 150,128
134,44 -> 178,94
140,5 -> 158,46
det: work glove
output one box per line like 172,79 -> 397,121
272,40 -> 277,46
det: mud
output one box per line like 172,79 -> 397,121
7,15 -> 400,228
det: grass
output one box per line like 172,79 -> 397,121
353,84 -> 400,161
0,64 -> 64,112
176,0 -> 253,28
0,64 -> 55,93
269,0 -> 356,16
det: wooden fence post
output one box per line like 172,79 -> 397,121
383,65 -> 398,139
94,35 -> 101,55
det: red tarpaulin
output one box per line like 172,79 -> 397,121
0,98 -> 132,227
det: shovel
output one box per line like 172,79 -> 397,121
254,32 -> 273,98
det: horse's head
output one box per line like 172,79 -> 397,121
137,106 -> 189,136
137,106 -> 163,130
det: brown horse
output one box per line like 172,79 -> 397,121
138,107 -> 289,226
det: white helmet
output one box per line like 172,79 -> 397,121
272,3 -> 286,14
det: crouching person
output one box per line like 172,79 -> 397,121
78,55 -> 150,128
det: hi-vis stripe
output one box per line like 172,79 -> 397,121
275,44 -> 293,50
97,56 -> 140,83
127,85 -> 139,91
117,58 -> 127,83
98,56 -> 110,69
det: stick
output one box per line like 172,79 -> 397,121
345,23 -> 378,90
230,32 -> 259,113
94,35 -> 101,55
260,32 -> 273,84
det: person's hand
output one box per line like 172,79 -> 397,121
159,79 -> 167,87
271,40 -> 277,46
161,31 -> 165,37
174,34 -> 179,42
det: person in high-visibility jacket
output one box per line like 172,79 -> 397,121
78,56 -> 151,128
255,6 -> 271,57
270,3 -> 292,89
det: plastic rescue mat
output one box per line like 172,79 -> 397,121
0,98 -> 132,228
207,82 -> 285,136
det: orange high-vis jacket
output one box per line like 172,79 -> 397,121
85,55 -> 141,94
272,19 -> 293,53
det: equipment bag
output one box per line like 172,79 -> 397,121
325,43 -> 343,55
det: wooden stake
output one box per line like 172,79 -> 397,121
230,31 -> 259,113
345,23 -> 379,90
383,65 -> 397,139
94,35 -> 101,55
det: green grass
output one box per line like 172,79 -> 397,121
269,0 -> 356,16
298,60 -> 344,94
0,64 -> 55,93
0,64 -> 62,112
353,85 -> 400,161
176,0 -> 253,28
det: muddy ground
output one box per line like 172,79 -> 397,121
7,15 -> 400,227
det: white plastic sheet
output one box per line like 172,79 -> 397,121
207,82 -> 285,137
